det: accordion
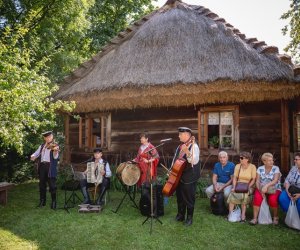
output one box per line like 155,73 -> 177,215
86,162 -> 105,184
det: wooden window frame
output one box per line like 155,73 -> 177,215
198,105 -> 239,153
78,113 -> 111,150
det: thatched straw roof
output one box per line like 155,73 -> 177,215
54,0 -> 300,113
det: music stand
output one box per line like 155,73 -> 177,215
59,165 -> 82,213
141,143 -> 164,234
112,182 -> 139,213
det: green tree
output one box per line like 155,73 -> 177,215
281,0 -> 300,63
0,0 -> 155,82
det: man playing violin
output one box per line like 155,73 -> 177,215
31,131 -> 59,209
174,127 -> 200,226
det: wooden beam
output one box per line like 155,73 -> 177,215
281,100 -> 290,175
79,117 -> 82,148
63,115 -> 70,164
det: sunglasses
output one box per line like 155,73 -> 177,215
240,156 -> 247,160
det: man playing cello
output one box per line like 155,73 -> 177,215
173,127 -> 200,226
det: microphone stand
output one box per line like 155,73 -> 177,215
141,142 -> 166,234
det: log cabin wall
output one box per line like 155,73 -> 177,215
239,101 -> 282,168
66,101 -> 287,174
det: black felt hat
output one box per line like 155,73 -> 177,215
178,127 -> 192,133
42,131 -> 53,137
93,148 -> 102,153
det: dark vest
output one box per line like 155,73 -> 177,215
37,143 -> 59,178
173,143 -> 201,184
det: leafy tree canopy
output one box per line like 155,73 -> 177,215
281,0 -> 300,63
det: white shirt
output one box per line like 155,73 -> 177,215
32,144 -> 59,162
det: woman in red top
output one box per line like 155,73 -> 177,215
134,133 -> 159,187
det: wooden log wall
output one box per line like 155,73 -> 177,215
66,101 -> 290,175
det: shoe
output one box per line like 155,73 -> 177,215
175,214 -> 185,222
240,217 -> 246,223
273,217 -> 279,225
185,216 -> 193,226
249,219 -> 257,225
51,201 -> 57,210
37,200 -> 46,208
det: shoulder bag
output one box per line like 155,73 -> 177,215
235,165 -> 250,193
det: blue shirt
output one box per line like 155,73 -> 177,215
213,161 -> 235,183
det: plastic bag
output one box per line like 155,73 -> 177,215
285,201 -> 300,230
258,197 -> 272,225
228,205 -> 241,222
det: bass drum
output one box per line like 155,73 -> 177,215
116,162 -> 141,186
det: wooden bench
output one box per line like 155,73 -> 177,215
0,182 -> 14,206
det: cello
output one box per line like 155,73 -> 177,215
162,136 -> 195,197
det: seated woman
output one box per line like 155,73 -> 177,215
249,153 -> 281,225
279,152 -> 300,215
227,151 -> 256,222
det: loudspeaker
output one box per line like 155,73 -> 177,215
139,182 -> 164,217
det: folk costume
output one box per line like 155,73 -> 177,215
80,148 -> 112,205
174,127 -> 200,226
31,131 -> 59,209
135,142 -> 159,187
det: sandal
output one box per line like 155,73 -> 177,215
273,217 -> 279,225
249,219 -> 257,225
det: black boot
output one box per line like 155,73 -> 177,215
81,186 -> 91,204
37,192 -> 46,207
37,199 -> 46,208
51,193 -> 57,210
185,215 -> 193,226
185,207 -> 194,226
96,188 -> 106,206
175,214 -> 185,222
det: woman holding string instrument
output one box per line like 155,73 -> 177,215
30,131 -> 60,209
163,127 -> 200,226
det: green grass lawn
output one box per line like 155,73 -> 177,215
0,181 -> 299,250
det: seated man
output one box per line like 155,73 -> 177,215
205,151 -> 235,201
80,148 -> 111,205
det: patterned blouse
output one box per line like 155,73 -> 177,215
285,166 -> 300,188
257,165 -> 281,190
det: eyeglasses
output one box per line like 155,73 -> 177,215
294,158 -> 300,161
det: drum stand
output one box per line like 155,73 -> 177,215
112,182 -> 138,213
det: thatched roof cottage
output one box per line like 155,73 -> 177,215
55,0 -> 300,174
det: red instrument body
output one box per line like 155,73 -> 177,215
162,158 -> 187,197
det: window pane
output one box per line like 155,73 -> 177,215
92,118 -> 101,147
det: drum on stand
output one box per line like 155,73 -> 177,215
116,162 -> 140,186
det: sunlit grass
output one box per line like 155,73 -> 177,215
0,182 -> 299,250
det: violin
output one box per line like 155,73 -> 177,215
162,136 -> 195,197
46,140 -> 59,151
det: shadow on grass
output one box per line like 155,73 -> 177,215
0,181 -> 299,250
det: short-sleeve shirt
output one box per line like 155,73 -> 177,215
234,164 -> 256,183
213,161 -> 235,183
285,166 -> 300,188
257,165 -> 281,190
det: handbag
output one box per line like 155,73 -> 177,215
228,205 -> 241,222
288,185 -> 300,195
285,201 -> 300,230
258,197 -> 272,224
261,183 -> 276,194
235,165 -> 250,193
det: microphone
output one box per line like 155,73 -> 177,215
160,138 -> 172,143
